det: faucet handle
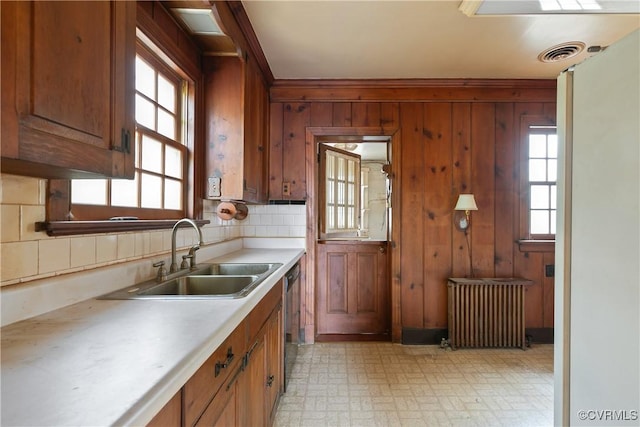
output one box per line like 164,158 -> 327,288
153,261 -> 168,282
188,245 -> 200,268
181,254 -> 193,270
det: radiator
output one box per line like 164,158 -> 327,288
447,278 -> 532,349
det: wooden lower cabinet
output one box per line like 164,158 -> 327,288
239,335 -> 267,426
265,307 -> 283,425
183,323 -> 246,426
239,301 -> 282,427
195,364 -> 242,427
151,281 -> 285,427
147,390 -> 182,427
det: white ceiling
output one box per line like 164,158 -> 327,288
241,0 -> 640,80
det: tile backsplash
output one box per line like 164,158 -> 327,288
240,203 -> 307,238
0,174 -> 306,287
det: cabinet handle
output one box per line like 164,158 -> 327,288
226,365 -> 243,392
215,347 -> 235,377
266,375 -> 275,387
242,341 -> 259,369
114,128 -> 131,154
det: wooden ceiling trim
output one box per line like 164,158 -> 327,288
209,2 -> 274,87
227,1 -> 274,86
137,1 -> 202,79
270,79 -> 557,102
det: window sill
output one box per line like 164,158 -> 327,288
35,219 -> 210,237
517,239 -> 555,253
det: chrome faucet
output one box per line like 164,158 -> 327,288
170,218 -> 204,273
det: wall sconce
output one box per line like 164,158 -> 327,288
454,194 -> 478,234
454,194 -> 478,277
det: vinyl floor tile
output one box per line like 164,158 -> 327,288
275,342 -> 553,427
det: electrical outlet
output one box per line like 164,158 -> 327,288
208,177 -> 221,198
545,264 -> 555,277
283,182 -> 291,196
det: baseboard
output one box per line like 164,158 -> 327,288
401,328 -> 448,345
525,327 -> 554,344
315,333 -> 390,342
401,327 -> 554,345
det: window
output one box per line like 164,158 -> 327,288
319,144 -> 361,238
524,124 -> 557,239
70,40 -> 192,220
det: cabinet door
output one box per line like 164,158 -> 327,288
265,306 -> 283,425
147,390 -> 181,427
203,55 -> 268,203
184,322 -> 245,426
242,55 -> 268,203
239,337 -> 267,427
1,1 -> 135,179
204,56 -> 243,201
195,365 -> 242,427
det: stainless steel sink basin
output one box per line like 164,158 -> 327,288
98,262 -> 283,300
192,263 -> 281,276
139,275 -> 259,297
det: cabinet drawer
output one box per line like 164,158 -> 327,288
183,322 -> 246,426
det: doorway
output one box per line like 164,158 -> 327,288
304,127 -> 401,343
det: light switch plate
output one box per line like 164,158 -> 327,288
208,177 -> 221,198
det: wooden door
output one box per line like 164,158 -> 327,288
316,241 -> 390,338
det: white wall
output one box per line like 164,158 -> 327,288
556,29 -> 640,426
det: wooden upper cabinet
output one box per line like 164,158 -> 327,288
1,1 -> 135,179
203,54 -> 268,203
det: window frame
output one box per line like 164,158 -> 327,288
39,23 -> 203,236
318,144 -> 361,239
518,115 -> 557,250
70,44 -> 190,221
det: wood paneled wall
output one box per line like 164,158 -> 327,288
270,81 -> 556,343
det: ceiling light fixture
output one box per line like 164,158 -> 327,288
539,0 -> 601,11
459,0 -> 639,15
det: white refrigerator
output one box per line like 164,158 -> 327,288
555,29 -> 639,426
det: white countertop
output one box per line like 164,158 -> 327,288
0,248 -> 304,427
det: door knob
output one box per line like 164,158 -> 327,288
379,246 -> 386,253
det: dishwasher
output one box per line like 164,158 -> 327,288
284,261 -> 300,391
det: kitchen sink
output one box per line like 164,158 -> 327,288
98,262 -> 283,300
191,263 -> 281,276
139,275 -> 259,297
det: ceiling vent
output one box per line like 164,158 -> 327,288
537,42 -> 586,63
171,8 -> 224,35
